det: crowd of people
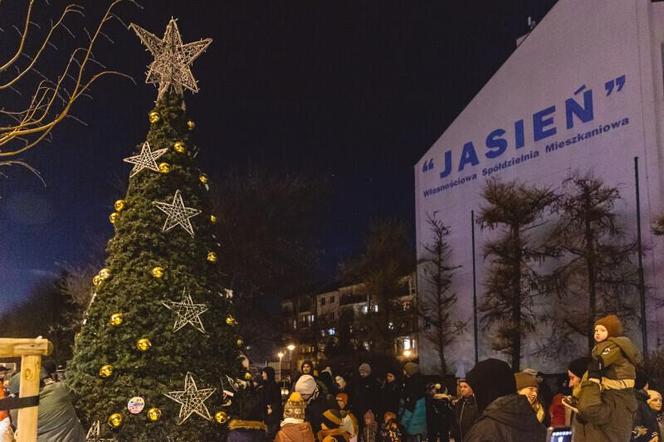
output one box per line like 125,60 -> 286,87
0,314 -> 662,441
238,315 -> 664,442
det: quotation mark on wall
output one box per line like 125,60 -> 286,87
605,75 -> 626,96
422,158 -> 434,173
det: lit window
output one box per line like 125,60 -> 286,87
361,305 -> 368,314
403,337 -> 412,350
292,320 -> 297,330
372,304 -> 378,313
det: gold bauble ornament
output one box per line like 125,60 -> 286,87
158,162 -> 171,174
99,268 -> 111,280
114,199 -> 126,212
136,338 -> 152,352
214,410 -> 229,425
99,364 -> 113,378
206,251 -> 218,263
108,412 -> 123,429
109,212 -> 119,224
236,338 -> 244,348
147,407 -> 162,422
199,174 -> 208,185
210,215 -> 217,224
187,120 -> 196,130
173,141 -> 187,154
225,315 -> 237,326
148,111 -> 160,124
151,266 -> 164,279
92,275 -> 102,287
110,313 -> 123,326
244,371 -> 253,381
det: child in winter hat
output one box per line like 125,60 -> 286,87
590,314 -> 640,390
275,392 -> 315,442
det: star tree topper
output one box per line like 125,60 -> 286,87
123,141 -> 168,177
153,190 -> 202,237
130,18 -> 212,99
163,288 -> 208,333
164,372 -> 216,424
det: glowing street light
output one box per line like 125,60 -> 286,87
286,344 -> 295,351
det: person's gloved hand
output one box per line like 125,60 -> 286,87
587,358 -> 604,381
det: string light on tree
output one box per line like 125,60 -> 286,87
162,288 -> 208,333
123,141 -> 169,177
163,372 -> 216,424
153,190 -> 202,237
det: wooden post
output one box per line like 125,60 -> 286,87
0,338 -> 52,442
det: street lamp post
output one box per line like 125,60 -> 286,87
286,344 -> 295,378
277,351 -> 284,381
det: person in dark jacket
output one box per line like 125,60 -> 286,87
380,370 -> 402,418
351,363 -> 380,426
425,382 -> 453,442
295,374 -> 331,434
227,385 -> 268,442
631,370 -> 659,442
463,358 -> 546,442
398,362 -> 427,442
453,379 -> 478,442
258,366 -> 283,439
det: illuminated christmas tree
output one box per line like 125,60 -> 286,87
67,19 -> 242,441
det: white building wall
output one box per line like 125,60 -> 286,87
415,0 -> 664,375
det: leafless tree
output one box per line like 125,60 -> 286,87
0,0 -> 134,180
418,212 -> 463,374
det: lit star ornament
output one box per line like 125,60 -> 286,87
130,18 -> 212,99
123,141 -> 168,177
164,372 -> 216,424
162,288 -> 208,333
153,190 -> 202,237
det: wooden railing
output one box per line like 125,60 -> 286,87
0,338 -> 53,442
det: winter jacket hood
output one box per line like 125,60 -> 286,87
464,394 -> 546,442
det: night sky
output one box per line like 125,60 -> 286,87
1,0 -> 558,309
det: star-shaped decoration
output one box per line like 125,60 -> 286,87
162,288 -> 208,333
85,421 -> 113,442
123,141 -> 168,177
164,372 -> 216,424
130,18 -> 212,99
153,190 -> 202,237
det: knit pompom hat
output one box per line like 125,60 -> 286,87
283,392 -> 306,420
594,314 -> 623,338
